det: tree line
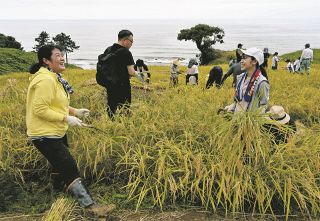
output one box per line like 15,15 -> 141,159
0,31 -> 79,64
33,31 -> 79,64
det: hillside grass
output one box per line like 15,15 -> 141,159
0,48 -> 81,74
0,61 -> 320,220
197,48 -> 320,65
211,49 -> 235,64
281,49 -> 320,63
0,48 -> 37,74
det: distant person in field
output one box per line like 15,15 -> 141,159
221,63 -> 245,87
186,59 -> 199,85
262,47 -> 270,68
26,45 -> 115,217
236,43 -> 243,63
206,65 -> 223,89
170,59 -> 180,86
103,30 -> 136,118
293,57 -> 301,73
134,59 -> 151,83
264,105 -> 297,144
271,52 -> 280,70
224,47 -> 269,113
286,59 -> 294,73
300,43 -> 313,74
229,58 -> 236,68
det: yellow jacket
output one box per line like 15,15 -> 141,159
26,67 -> 69,137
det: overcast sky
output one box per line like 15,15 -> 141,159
1,0 -> 320,20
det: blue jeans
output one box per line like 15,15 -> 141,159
300,59 -> 311,74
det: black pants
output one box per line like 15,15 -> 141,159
32,135 -> 80,187
186,74 -> 198,85
105,81 -> 131,118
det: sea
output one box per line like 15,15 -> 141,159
1,19 -> 319,69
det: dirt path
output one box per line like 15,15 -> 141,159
0,210 -> 317,221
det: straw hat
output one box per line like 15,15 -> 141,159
172,59 -> 180,66
267,105 -> 291,124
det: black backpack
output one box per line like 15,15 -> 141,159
96,47 -> 121,87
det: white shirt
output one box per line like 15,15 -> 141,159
186,65 -> 199,75
293,59 -> 300,71
272,56 -> 279,67
193,65 -> 199,74
234,79 -> 250,113
300,48 -> 313,61
287,62 -> 294,72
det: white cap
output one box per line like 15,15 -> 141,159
240,47 -> 264,66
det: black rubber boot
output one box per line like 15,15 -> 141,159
67,178 -> 94,208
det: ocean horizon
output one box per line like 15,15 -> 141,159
1,19 -> 319,69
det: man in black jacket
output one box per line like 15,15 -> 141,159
104,30 -> 136,118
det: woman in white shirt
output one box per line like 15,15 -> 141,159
224,47 -> 270,113
186,59 -> 199,85
272,52 -> 279,70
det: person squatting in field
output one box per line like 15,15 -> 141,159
206,65 -> 223,89
134,59 -> 151,83
26,45 -> 115,217
224,47 -> 270,113
264,105 -> 297,145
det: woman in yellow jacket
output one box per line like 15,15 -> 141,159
26,45 -> 114,217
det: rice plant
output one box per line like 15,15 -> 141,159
0,64 -> 319,220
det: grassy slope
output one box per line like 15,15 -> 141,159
211,49 -> 235,64
198,48 -> 320,65
281,49 -> 320,63
0,48 -> 37,74
0,48 -> 81,74
214,49 -> 320,65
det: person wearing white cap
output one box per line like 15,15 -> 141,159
224,47 -> 270,113
264,105 -> 297,144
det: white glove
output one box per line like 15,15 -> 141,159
66,116 -> 83,127
74,108 -> 90,117
224,103 -> 236,113
135,71 -> 145,83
